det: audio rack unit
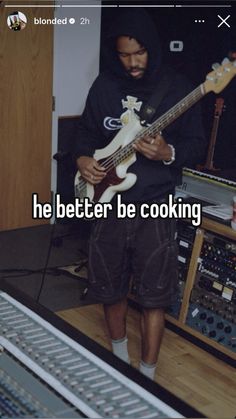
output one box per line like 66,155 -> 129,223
164,216 -> 236,363
167,221 -> 197,319
186,231 -> 236,352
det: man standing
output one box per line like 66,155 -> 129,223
75,9 -> 205,379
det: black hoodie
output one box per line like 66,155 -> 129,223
74,9 -> 206,202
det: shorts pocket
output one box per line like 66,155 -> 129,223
139,240 -> 178,294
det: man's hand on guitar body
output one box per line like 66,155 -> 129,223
133,133 -> 173,161
77,156 -> 106,185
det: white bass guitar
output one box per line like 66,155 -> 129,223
75,59 -> 236,203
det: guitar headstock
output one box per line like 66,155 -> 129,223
215,97 -> 225,116
204,58 -> 236,94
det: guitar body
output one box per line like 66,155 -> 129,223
74,117 -> 143,203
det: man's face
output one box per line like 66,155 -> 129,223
116,36 -> 148,79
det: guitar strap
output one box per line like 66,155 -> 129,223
139,68 -> 174,125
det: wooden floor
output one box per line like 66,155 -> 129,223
57,304 -> 236,418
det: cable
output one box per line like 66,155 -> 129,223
0,251 -> 88,281
35,221 -> 57,303
0,268 -> 61,280
0,224 -> 89,300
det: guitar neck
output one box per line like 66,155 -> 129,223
205,115 -> 220,169
111,84 -> 206,167
144,84 -> 205,136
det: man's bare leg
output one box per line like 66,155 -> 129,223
140,308 -> 165,378
103,298 -> 130,363
103,298 -> 128,339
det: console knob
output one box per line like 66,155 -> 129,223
200,312 -> 207,320
209,330 -> 216,338
216,322 -> 224,329
224,326 -> 232,333
202,326 -> 207,334
207,316 -> 214,324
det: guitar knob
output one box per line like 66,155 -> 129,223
212,62 -> 220,70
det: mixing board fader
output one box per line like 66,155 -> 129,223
0,291 -> 189,418
0,350 -> 82,418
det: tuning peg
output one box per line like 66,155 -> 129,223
222,57 -> 230,65
212,62 -> 220,70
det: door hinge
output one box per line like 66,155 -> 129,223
52,96 -> 56,112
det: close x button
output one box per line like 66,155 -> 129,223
217,14 -> 231,28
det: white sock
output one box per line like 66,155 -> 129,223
111,336 -> 130,364
139,360 -> 156,380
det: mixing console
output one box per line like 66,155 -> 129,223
0,350 -> 82,418
0,291 -> 193,418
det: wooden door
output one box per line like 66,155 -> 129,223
0,3 -> 53,230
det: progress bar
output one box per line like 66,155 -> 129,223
4,3 -> 233,7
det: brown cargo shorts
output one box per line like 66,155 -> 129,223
87,206 -> 178,308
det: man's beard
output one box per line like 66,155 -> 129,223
127,67 -> 146,79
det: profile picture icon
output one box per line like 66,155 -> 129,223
7,11 -> 27,31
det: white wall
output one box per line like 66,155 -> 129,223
51,2 -> 101,204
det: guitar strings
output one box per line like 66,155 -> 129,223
100,86 -> 203,171
77,85 -> 203,191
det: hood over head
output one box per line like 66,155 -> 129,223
101,8 -> 162,87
